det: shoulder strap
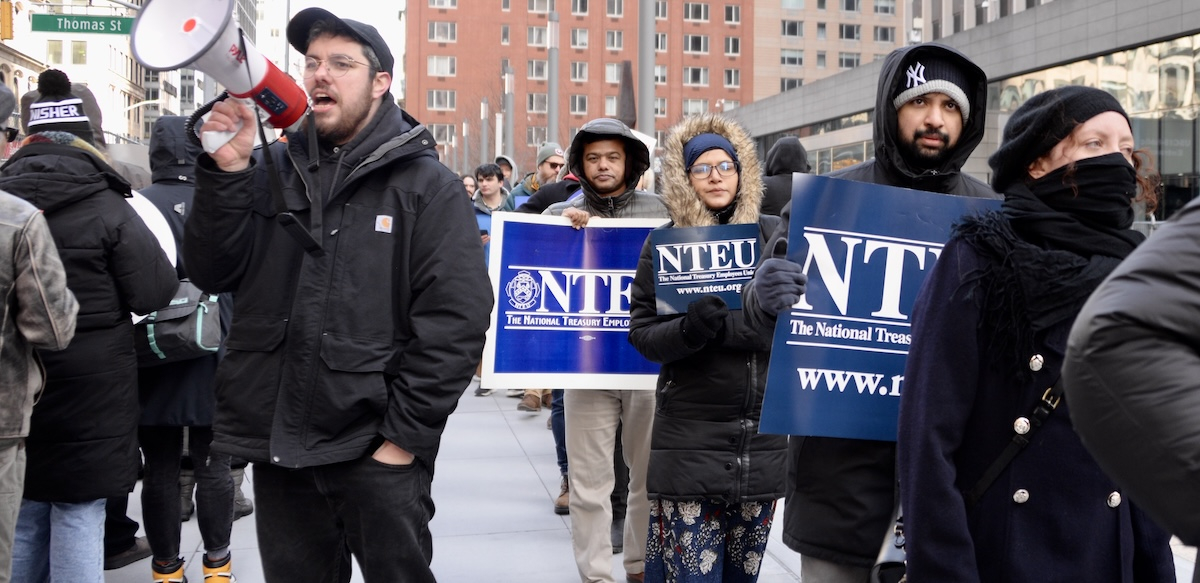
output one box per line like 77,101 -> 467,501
964,377 -> 1064,506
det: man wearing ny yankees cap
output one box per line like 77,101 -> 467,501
740,43 -> 997,582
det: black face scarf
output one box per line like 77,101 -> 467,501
956,152 -> 1146,380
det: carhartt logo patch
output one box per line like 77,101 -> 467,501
906,62 -> 927,88
375,215 -> 394,233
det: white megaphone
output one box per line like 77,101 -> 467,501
130,0 -> 309,153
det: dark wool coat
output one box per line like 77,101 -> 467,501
184,101 -> 493,471
137,117 -> 227,428
898,236 -> 1176,583
0,140 -> 177,502
741,43 -> 1001,566
628,113 -> 787,503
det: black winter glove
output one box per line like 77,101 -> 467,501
682,295 -> 730,347
755,258 -> 807,318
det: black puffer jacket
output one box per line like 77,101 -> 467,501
0,137 -> 177,502
628,113 -> 787,502
185,101 -> 493,471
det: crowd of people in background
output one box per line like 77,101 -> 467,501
0,7 -> 1191,582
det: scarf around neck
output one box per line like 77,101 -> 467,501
955,153 -> 1145,379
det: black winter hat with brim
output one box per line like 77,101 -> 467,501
989,86 -> 1130,193
287,8 -> 394,76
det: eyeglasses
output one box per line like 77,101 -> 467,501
2,128 -> 16,143
302,55 -> 369,79
546,162 -> 565,170
687,160 -> 738,179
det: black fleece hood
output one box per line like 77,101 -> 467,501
149,116 -> 204,184
874,43 -> 987,180
567,117 -> 650,206
764,136 -> 810,176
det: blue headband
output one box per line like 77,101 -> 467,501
683,133 -> 738,170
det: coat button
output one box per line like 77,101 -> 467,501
725,463 -> 733,470
272,456 -> 281,463
1013,417 -> 1031,435
1107,492 -> 1122,508
1013,489 -> 1030,504
1029,354 -> 1044,371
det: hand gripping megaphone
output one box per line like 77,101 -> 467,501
131,0 -> 308,152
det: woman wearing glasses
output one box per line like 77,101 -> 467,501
628,113 -> 787,582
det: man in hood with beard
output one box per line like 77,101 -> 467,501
741,43 -> 997,583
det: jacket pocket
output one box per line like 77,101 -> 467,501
303,334 -> 395,449
215,316 -> 286,442
224,315 -> 286,352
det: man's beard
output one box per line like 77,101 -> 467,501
314,83 -> 374,145
898,129 -> 954,169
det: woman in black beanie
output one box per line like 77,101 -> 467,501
896,86 -> 1176,582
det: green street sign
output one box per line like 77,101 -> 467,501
30,14 -> 135,35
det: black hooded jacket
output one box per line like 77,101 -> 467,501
760,136 -> 810,216
184,101 -> 493,470
0,139 -> 177,501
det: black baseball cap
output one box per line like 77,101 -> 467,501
287,8 -> 394,76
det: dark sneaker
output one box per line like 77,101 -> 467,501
474,386 -> 494,397
104,536 -> 152,570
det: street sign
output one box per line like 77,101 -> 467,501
31,14 -> 134,34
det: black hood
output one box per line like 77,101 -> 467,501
873,43 -> 987,180
149,116 -> 204,184
764,136 -> 810,176
567,117 -> 650,206
0,141 -> 129,214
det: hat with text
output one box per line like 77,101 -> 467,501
537,143 -> 564,166
287,8 -> 394,76
26,69 -> 94,143
892,55 -> 971,122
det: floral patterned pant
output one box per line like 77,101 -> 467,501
644,499 -> 777,583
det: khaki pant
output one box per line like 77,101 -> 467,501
565,389 -> 655,583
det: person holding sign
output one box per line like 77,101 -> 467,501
897,86 -> 1174,581
741,42 -> 998,583
628,114 -> 787,582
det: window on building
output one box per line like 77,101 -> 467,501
723,100 -> 739,110
725,36 -> 740,55
817,22 -> 826,39
502,0 -> 510,9
682,98 -> 708,116
953,11 -> 963,33
817,0 -> 826,8
570,94 -> 588,114
655,32 -> 667,51
428,89 -> 456,110
606,30 -> 624,49
654,65 -> 668,84
605,96 -> 618,116
683,67 -> 709,86
428,21 -> 457,42
781,49 -> 803,66
527,126 -> 547,146
429,123 -> 455,146
724,68 -> 740,87
501,25 -> 510,44
817,51 -> 827,68
655,97 -> 667,117
683,2 -> 709,21
839,51 -> 860,69
527,93 -> 549,113
571,61 -> 588,81
528,59 -> 548,79
528,26 -> 548,46
606,62 -> 622,83
656,0 -> 668,18
572,0 -> 588,14
781,77 -> 803,91
571,28 -> 588,48
782,0 -> 804,7
71,40 -> 86,65
839,24 -> 860,40
429,0 -> 457,7
428,56 -> 456,76
782,20 -> 803,37
529,0 -> 550,12
842,0 -> 860,10
874,0 -> 895,14
607,0 -> 623,16
725,5 -> 740,23
683,34 -> 709,53
874,26 -> 894,42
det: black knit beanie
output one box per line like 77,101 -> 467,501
989,86 -> 1130,192
892,54 -> 972,122
26,69 -> 94,143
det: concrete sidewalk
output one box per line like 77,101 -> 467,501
104,389 -> 1197,582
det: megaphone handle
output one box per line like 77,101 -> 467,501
199,97 -> 257,155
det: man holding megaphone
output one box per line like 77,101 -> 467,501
180,8 -> 493,583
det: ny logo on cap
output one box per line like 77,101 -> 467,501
905,62 -> 927,89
